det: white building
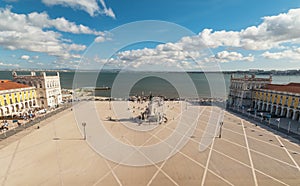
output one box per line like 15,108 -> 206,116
13,71 -> 62,108
228,74 -> 272,109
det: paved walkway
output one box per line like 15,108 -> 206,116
0,101 -> 299,185
229,108 -> 300,141
0,104 -> 72,142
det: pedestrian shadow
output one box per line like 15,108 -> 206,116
52,137 -> 84,141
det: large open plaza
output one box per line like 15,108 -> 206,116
0,101 -> 299,185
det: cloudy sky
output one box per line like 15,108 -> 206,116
0,0 -> 300,71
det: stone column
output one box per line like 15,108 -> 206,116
262,103 -> 265,111
258,101 -> 262,110
292,110 -> 297,120
270,104 -> 274,113
275,106 -> 279,115
281,108 -> 285,117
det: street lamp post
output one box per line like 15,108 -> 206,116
185,99 -> 188,110
82,122 -> 87,140
288,121 -> 291,133
219,121 -> 224,138
109,98 -> 111,110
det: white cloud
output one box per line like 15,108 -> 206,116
262,48 -> 300,61
0,62 -> 19,67
20,55 -> 30,60
96,43 -> 203,70
204,51 -> 254,63
63,43 -> 86,51
97,8 -> 300,69
42,0 -> 116,18
27,11 -> 103,35
0,8 -> 94,59
174,8 -> 300,51
42,0 -> 99,16
94,36 -> 106,43
99,0 -> 116,19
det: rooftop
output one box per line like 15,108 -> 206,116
264,82 -> 300,94
0,80 -> 31,91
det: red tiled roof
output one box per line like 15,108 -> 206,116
264,83 -> 300,94
0,80 -> 30,91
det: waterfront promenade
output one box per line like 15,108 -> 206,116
0,101 -> 300,185
229,108 -> 300,141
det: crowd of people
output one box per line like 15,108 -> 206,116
0,120 -> 9,131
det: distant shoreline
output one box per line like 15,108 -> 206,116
1,69 -> 300,76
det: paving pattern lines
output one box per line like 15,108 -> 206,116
99,102 -> 185,146
200,109 -> 223,186
161,106 -> 257,185
146,105 -> 206,186
220,123 -> 298,169
240,119 -> 300,171
1,140 -> 20,186
122,137 -> 179,186
163,123 -> 291,186
159,121 -> 252,185
2,103 -> 300,186
240,120 -> 300,150
91,102 -> 199,185
0,103 -> 127,185
78,101 -> 184,168
224,113 -> 300,185
149,127 -> 234,186
164,109 -> 300,186
225,112 -> 300,154
1,141 -> 63,186
241,119 -> 258,186
0,120 -> 60,184
222,123 -> 300,167
165,112 -> 299,172
177,129 -> 291,186
137,106 -> 235,185
50,117 -> 104,185
92,104 -> 205,186
1,109 -> 115,186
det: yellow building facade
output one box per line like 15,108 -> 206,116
253,83 -> 300,121
0,80 -> 37,118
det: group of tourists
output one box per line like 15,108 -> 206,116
0,120 -> 9,131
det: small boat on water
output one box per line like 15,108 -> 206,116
94,87 -> 111,90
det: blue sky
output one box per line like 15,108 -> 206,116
0,0 -> 300,71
